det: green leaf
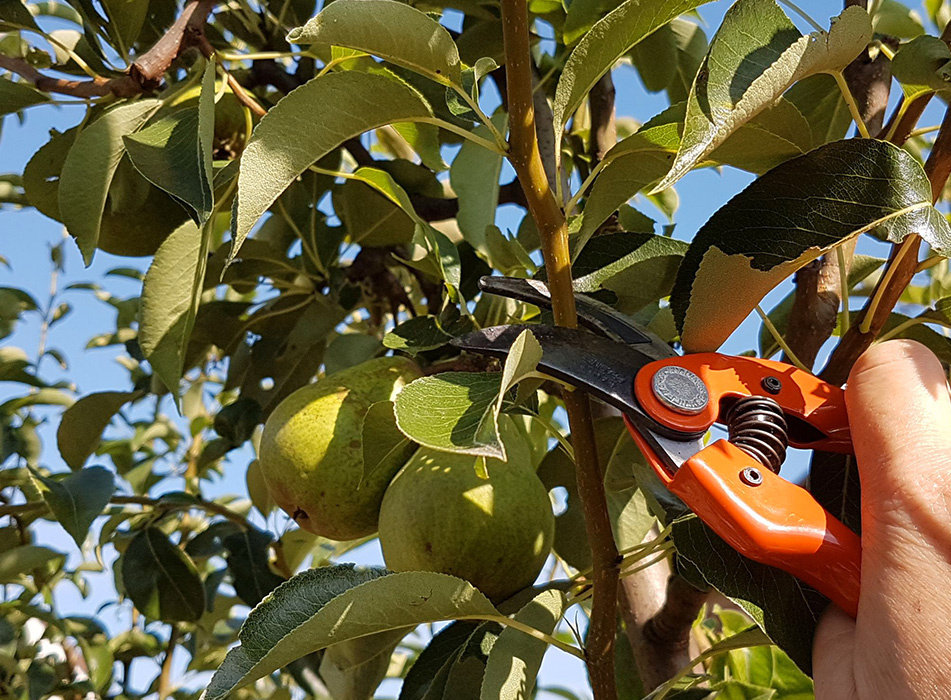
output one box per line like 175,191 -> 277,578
891,35 -> 951,99
395,372 -> 505,459
361,400 -> 415,481
654,2 -> 871,192
400,622 -> 481,700
872,0 -> 924,39
287,0 -> 462,86
572,232 -> 688,313
562,0 -> 625,47
222,528 -> 286,607
203,566 -> 500,700
230,71 -> 432,261
0,0 -> 39,30
325,334 -> 384,374
58,100 -> 161,265
56,390 -> 138,470
139,220 -> 209,401
320,630 -> 408,700
783,73 -> 852,147
671,139 -> 951,352
496,329 -> 542,414
449,114 -> 507,253
0,545 -> 64,584
33,466 -> 115,548
100,0 -> 149,52
124,58 -> 216,225
552,0 -> 713,149
121,526 -> 205,622
384,316 -> 455,354
480,589 -> 565,700
670,518 -> 819,674
0,77 -> 50,116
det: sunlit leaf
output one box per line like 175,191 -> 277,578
203,566 -> 500,700
671,139 -> 951,352
288,0 -> 462,86
56,391 -> 138,470
654,1 -> 871,191
58,100 -> 161,264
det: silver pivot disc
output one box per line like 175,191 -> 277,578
651,365 -> 709,415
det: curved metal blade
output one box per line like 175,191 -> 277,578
477,276 -> 671,351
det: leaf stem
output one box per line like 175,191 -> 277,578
859,234 -> 917,334
158,625 -> 180,700
833,71 -> 871,139
916,254 -> 946,273
419,117 -> 507,155
452,87 -> 508,150
482,614 -> 585,659
775,0 -> 824,32
500,1 -> 619,698
875,316 -> 928,343
755,305 -> 808,371
837,244 -> 851,334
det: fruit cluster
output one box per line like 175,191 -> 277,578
259,357 -> 555,602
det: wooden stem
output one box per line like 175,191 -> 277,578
499,2 -> 619,698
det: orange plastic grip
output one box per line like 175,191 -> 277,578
630,430 -> 862,617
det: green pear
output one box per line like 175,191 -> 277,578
260,356 -> 421,540
378,417 -> 555,601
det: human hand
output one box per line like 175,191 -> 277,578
813,340 -> 951,699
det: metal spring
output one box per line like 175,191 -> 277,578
725,396 -> 789,473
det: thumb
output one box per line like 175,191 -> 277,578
824,339 -> 951,695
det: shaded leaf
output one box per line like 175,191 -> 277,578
480,588 -> 565,700
891,35 -> 951,99
384,316 -> 455,354
783,73 -> 852,149
400,621 -> 481,700
139,220 -> 209,401
395,372 -> 505,459
671,517 -> 822,674
361,400 -> 415,481
230,71 -> 432,261
655,1 -> 871,191
121,527 -> 205,622
553,0 -> 713,144
58,100 -> 161,264
0,545 -> 64,583
203,566 -> 500,700
0,77 -> 50,116
223,528 -> 286,607
33,466 -> 115,548
496,329 -> 542,413
320,630 -> 408,700
671,139 -> 951,352
449,114 -> 507,252
56,391 -> 138,470
288,0 -> 462,86
124,58 -> 215,224
100,0 -> 149,52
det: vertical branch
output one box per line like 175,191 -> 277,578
158,625 -> 180,700
822,103 -> 951,384
587,73 -> 617,167
499,3 -> 619,699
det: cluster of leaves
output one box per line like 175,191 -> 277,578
4,0 -> 951,698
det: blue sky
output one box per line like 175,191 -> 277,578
0,0 -> 944,696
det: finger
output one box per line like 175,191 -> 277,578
812,606 -> 857,700
842,339 -> 951,695
845,339 -> 951,538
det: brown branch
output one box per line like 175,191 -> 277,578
781,1 -> 893,368
157,625 -> 180,700
821,103 -> 951,384
0,0 -> 216,99
587,72 -> 617,168
500,3 -> 618,699
617,549 -> 705,692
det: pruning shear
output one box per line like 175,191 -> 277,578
452,276 -> 861,617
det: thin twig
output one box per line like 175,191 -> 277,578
157,625 -> 180,700
499,2 -> 619,698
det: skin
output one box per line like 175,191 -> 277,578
813,340 -> 951,699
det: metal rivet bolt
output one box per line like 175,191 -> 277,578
740,467 -> 763,486
651,366 -> 709,415
761,376 -> 782,395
